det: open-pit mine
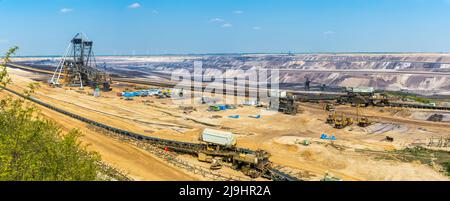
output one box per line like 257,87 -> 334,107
2,34 -> 450,181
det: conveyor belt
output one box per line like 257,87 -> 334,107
1,86 -> 299,181
387,102 -> 450,111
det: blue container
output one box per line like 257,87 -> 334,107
123,92 -> 135,97
218,105 -> 227,110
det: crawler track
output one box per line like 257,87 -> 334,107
1,86 -> 298,181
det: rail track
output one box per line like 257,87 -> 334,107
1,86 -> 299,181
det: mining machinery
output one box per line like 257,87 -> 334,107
337,87 -> 389,107
232,150 -> 272,178
326,107 -> 369,128
324,103 -> 335,112
50,33 -> 112,91
304,77 -> 311,91
278,93 -> 300,115
356,106 -> 371,127
326,112 -> 353,129
334,113 -> 353,129
4,86 -> 298,180
197,148 -> 272,178
326,112 -> 336,124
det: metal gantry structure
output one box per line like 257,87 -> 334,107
50,33 -> 112,91
304,77 -> 311,91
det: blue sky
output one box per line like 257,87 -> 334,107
1,0 -> 450,55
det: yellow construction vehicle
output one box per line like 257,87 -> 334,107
326,112 -> 336,124
356,106 -> 371,127
324,103 -> 335,112
334,113 -> 353,129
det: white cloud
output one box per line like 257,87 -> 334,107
60,8 -> 73,13
209,18 -> 232,28
0,39 -> 8,44
210,18 -> 225,23
323,31 -> 335,35
252,26 -> 262,30
233,10 -> 244,14
221,23 -> 232,28
128,3 -> 141,9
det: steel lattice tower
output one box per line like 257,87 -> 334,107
50,33 -> 112,91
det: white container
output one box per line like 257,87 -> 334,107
270,90 -> 287,98
346,87 -> 374,93
201,128 -> 237,147
243,100 -> 257,106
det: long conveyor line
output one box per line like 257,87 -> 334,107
1,86 -> 298,181
386,102 -> 450,111
7,63 -> 450,112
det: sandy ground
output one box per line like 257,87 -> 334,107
1,70 -> 199,181
3,67 -> 450,181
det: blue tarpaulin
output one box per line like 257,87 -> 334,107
249,115 -> 261,119
123,92 -> 138,97
218,105 -> 227,110
122,89 -> 161,98
321,133 -> 336,141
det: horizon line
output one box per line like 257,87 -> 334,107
10,51 -> 450,58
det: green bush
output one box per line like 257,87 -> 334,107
443,162 -> 450,176
387,91 -> 433,104
0,47 -> 101,181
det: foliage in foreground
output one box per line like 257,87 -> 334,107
0,47 -> 101,181
394,147 -> 450,177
